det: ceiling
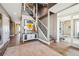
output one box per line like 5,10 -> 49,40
58,4 -> 79,17
48,3 -> 56,9
2,3 -> 79,23
49,3 -> 79,18
49,3 -> 75,13
1,3 -> 22,24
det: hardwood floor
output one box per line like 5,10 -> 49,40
1,36 -> 79,56
4,41 -> 61,56
50,42 -> 70,55
8,37 -> 69,55
50,41 -> 79,56
0,36 -> 16,56
8,36 -> 20,47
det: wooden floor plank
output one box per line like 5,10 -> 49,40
4,41 -> 61,56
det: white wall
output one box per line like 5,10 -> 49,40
50,14 -> 57,40
0,5 -> 10,48
2,14 -> 10,45
0,14 -> 10,48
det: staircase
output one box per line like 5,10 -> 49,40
38,20 -> 50,44
21,5 -> 50,44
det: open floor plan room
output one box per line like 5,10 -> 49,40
0,3 -> 79,56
